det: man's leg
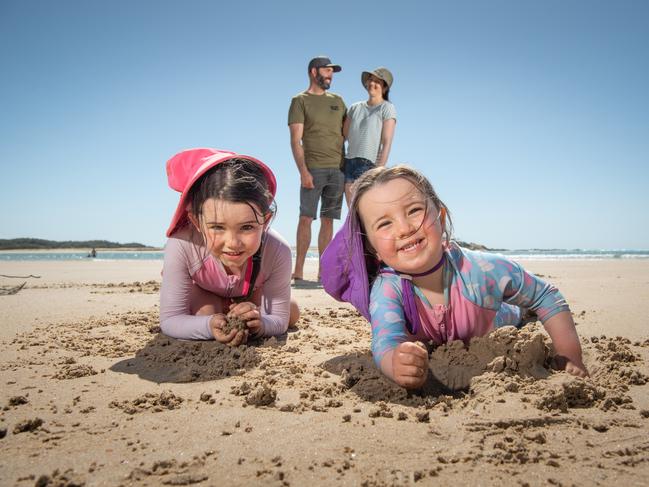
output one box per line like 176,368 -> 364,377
296,168 -> 324,281
318,217 -> 334,257
344,183 -> 353,208
293,215 -> 313,280
317,217 -> 334,280
317,168 -> 345,280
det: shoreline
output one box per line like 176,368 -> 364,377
2,250 -> 648,262
0,247 -> 162,253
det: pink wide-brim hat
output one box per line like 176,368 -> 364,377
165,148 -> 277,237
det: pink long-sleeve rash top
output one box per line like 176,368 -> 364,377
159,228 -> 292,340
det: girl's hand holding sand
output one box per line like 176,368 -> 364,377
386,342 -> 428,389
228,301 -> 263,337
209,313 -> 248,346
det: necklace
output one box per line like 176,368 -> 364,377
397,253 -> 445,278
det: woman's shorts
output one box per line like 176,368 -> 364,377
343,157 -> 375,183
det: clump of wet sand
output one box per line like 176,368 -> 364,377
231,381 -> 277,407
222,315 -> 247,334
54,362 -> 98,380
34,468 -> 86,487
109,390 -> 184,414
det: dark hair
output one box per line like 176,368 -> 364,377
188,158 -> 276,226
366,75 -> 390,102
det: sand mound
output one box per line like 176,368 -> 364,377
231,381 -> 278,407
322,322 -> 649,420
117,334 -> 262,383
429,325 -> 551,391
327,325 -> 552,407
54,362 -> 98,380
536,378 -> 606,411
109,390 -> 184,414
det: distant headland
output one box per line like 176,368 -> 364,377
456,240 -> 493,251
0,238 -> 158,251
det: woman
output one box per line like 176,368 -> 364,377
342,66 -> 397,206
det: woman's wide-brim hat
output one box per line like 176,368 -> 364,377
165,148 -> 277,237
361,67 -> 394,89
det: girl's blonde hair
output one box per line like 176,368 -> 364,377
350,164 -> 453,246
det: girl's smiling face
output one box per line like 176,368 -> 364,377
357,178 -> 444,274
191,198 -> 266,272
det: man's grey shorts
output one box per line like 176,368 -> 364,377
300,167 -> 344,220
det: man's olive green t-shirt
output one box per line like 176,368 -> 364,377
288,91 -> 346,169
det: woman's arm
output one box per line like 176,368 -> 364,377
375,118 -> 396,167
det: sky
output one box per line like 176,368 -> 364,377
1,0 -> 648,250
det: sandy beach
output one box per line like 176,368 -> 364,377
1,258 -> 648,486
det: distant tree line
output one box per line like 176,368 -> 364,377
0,238 -> 149,250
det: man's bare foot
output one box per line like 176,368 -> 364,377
291,274 -> 303,281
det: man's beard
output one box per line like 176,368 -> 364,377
316,74 -> 331,90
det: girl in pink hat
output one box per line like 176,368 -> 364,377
160,148 -> 299,345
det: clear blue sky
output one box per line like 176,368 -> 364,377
1,0 -> 648,249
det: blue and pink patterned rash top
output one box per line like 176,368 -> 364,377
369,242 -> 570,366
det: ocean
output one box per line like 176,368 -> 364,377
1,248 -> 648,261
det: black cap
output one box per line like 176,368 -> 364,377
308,56 -> 342,73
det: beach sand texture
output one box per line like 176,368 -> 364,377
1,259 -> 648,486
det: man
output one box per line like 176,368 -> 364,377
288,56 -> 346,281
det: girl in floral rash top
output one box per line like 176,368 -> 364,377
350,165 -> 588,389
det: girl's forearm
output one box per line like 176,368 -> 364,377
542,311 -> 585,365
380,350 -> 396,381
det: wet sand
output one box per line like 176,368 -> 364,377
1,259 -> 648,486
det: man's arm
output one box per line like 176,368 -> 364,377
289,122 -> 314,189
